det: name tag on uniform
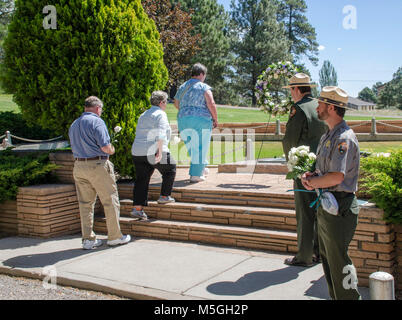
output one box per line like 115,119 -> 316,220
326,140 -> 331,148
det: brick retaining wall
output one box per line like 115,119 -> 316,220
16,184 -> 81,238
0,200 -> 18,236
396,225 -> 402,299
351,204 -> 396,287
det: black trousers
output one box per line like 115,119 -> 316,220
132,153 -> 176,206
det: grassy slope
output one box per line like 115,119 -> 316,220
1,95 -> 400,122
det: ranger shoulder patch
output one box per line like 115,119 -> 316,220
289,106 -> 297,118
338,142 -> 348,155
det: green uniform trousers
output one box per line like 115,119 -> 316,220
317,193 -> 361,300
294,179 -> 320,263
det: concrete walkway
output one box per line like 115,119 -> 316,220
0,235 -> 370,300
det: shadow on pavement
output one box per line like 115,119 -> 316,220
2,244 -> 112,268
207,267 -> 305,297
304,275 -> 331,299
0,235 -> 80,251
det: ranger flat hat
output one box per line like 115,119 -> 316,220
315,86 -> 351,109
282,73 -> 318,88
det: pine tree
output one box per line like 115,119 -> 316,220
0,0 -> 14,24
230,0 -> 291,107
276,0 -> 319,66
173,0 -> 232,104
142,0 -> 200,94
319,60 -> 338,88
358,87 -> 377,103
0,0 -> 168,177
378,67 -> 402,109
0,0 -> 14,62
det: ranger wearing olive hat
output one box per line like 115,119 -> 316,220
282,73 -> 327,267
301,86 -> 361,300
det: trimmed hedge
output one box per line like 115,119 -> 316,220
360,150 -> 402,225
0,111 -> 55,140
0,149 -> 59,203
0,0 -> 168,177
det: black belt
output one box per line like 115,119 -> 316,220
75,156 -> 109,161
331,191 -> 354,198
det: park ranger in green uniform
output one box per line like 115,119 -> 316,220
301,86 -> 361,300
282,73 -> 327,267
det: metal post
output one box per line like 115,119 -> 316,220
275,119 -> 281,135
6,131 -> 12,146
371,117 -> 377,136
246,138 -> 254,161
369,271 -> 395,300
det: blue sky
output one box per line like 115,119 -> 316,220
217,0 -> 402,97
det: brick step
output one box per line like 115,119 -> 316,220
119,200 -> 297,232
94,216 -> 298,254
117,184 -> 296,209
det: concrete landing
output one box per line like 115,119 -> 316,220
0,235 -> 370,300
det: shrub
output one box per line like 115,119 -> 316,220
0,0 -> 168,177
0,111 -> 55,140
360,150 -> 402,225
0,149 -> 59,203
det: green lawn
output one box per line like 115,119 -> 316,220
1,94 -> 399,122
165,103 -> 398,123
0,94 -> 19,113
169,140 -> 402,165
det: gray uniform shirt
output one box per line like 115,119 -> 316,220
316,120 -> 360,193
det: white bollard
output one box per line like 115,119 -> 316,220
369,271 -> 395,300
371,117 -> 377,135
275,119 -> 281,135
246,138 -> 254,161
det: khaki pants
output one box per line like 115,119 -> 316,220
73,159 -> 123,241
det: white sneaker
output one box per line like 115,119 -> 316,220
203,167 -> 209,176
107,235 -> 131,247
190,175 -> 206,183
82,239 -> 103,250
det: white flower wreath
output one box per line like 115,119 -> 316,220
255,61 -> 299,117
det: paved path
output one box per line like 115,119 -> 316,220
148,167 -> 294,196
0,235 -> 370,300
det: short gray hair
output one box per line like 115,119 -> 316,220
85,96 -> 103,109
150,91 -> 168,106
191,63 -> 207,77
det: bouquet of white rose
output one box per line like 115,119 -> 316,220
286,146 -> 316,180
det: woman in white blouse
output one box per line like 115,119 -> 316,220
131,91 -> 176,220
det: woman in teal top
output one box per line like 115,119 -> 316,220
174,63 -> 219,182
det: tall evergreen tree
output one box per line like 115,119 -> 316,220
0,0 -> 14,61
142,0 -> 200,93
0,0 -> 168,177
173,0 -> 232,104
276,0 -> 319,66
358,87 -> 377,103
319,60 -> 338,88
0,0 -> 14,24
230,0 -> 291,107
378,67 -> 402,109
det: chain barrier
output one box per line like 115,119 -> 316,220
348,121 -> 371,129
170,123 -> 277,135
376,121 -> 402,130
9,134 -> 64,143
210,143 -> 246,160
